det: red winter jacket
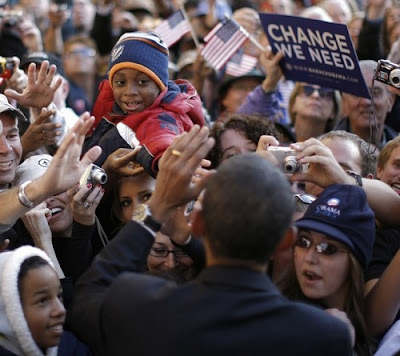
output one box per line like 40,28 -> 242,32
85,79 -> 205,176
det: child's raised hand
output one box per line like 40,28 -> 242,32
102,147 -> 144,177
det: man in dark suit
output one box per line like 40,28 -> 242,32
68,125 -> 352,356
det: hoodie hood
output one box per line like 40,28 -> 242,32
0,246 -> 57,356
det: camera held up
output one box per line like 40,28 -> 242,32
374,59 -> 400,89
267,147 -> 308,175
79,164 -> 108,188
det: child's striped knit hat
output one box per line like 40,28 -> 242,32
108,31 -> 169,91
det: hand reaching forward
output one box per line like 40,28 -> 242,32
148,125 -> 215,224
4,60 -> 62,109
102,147 -> 144,177
260,49 -> 284,93
31,112 -> 102,199
20,108 -> 61,157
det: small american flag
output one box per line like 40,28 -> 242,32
225,50 -> 258,76
153,9 -> 191,48
200,18 -> 249,71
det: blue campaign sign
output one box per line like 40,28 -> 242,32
259,13 -> 370,98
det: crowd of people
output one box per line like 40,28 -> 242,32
2,0 -> 400,355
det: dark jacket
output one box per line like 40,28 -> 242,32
68,221 -> 352,356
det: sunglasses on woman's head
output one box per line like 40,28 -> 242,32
295,236 -> 349,256
300,85 -> 334,99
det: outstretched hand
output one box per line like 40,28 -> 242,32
4,60 -> 62,109
148,125 -> 215,224
260,49 -> 284,93
20,108 -> 61,157
102,147 -> 144,177
38,112 -> 102,197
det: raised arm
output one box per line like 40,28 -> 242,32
68,125 -> 214,353
292,138 -> 400,226
4,60 -> 62,110
0,112 -> 101,227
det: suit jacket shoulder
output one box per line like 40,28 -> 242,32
69,223 -> 352,356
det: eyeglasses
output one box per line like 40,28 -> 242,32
66,48 -> 96,58
294,236 -> 349,256
294,194 -> 316,205
149,248 -> 188,258
299,85 -> 334,100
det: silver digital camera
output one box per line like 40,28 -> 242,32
79,164 -> 108,187
267,147 -> 308,174
374,59 -> 400,89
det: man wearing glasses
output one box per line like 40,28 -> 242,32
335,60 -> 397,149
69,126 -> 353,356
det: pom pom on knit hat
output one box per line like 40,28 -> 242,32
108,31 -> 169,91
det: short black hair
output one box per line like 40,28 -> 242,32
18,256 -> 49,297
202,154 -> 294,264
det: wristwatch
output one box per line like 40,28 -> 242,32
345,170 -> 363,187
132,204 -> 162,233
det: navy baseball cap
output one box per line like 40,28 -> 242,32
295,184 -> 375,268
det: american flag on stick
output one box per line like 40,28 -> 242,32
153,9 -> 191,48
200,18 -> 249,71
225,50 -> 258,76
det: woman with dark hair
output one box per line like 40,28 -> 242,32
103,145 -> 204,282
207,113 -> 282,168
